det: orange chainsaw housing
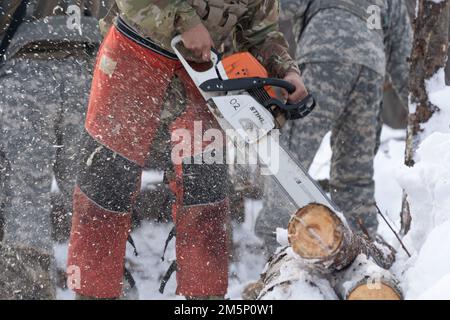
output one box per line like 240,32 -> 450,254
221,52 -> 277,98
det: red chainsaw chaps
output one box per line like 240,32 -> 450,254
75,25 -> 230,298
68,187 -> 131,298
174,199 -> 230,297
85,26 -> 178,166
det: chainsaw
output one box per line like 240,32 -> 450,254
171,36 -> 339,214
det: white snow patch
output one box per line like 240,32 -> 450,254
396,81 -> 450,299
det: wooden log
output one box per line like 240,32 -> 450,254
332,255 -> 403,300
288,204 -> 343,260
253,204 -> 401,300
288,204 -> 359,272
256,248 -> 402,300
287,203 -> 396,272
257,247 -> 337,300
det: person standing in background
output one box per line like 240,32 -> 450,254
256,0 -> 413,256
0,0 -> 114,299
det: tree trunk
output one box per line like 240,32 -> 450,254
401,0 -> 450,235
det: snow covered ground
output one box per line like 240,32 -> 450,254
55,75 -> 450,299
395,70 -> 450,300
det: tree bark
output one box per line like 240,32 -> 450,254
401,0 -> 450,235
257,247 -> 338,300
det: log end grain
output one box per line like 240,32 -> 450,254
288,204 -> 344,260
347,283 -> 402,300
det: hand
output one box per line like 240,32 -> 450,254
282,72 -> 309,103
180,23 -> 214,62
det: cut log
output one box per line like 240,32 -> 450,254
254,204 -> 401,300
288,204 -> 343,260
287,203 -> 396,272
256,248 -> 402,300
288,204 -> 360,272
332,255 -> 403,300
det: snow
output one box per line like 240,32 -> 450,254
395,72 -> 450,300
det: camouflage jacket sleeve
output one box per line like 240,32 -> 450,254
233,0 -> 300,78
278,0 -> 311,60
0,0 -> 21,44
115,0 -> 202,36
385,0 -> 413,108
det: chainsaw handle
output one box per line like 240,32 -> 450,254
267,79 -> 296,94
200,78 -> 296,94
171,35 -> 220,66
170,36 -> 221,100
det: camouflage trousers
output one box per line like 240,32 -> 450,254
255,62 -> 384,256
0,55 -> 93,253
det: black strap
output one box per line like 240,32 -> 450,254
127,235 -> 139,257
159,261 -> 177,294
161,226 -> 176,261
0,0 -> 29,63
123,267 -> 137,290
115,16 -> 178,60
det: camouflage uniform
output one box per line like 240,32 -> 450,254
0,0 -> 113,299
256,0 -> 413,255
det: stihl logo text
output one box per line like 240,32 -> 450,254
250,106 -> 265,124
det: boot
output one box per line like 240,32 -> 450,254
0,243 -> 56,299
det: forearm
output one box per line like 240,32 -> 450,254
250,31 -> 300,78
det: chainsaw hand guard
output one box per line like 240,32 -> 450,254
264,94 -> 316,120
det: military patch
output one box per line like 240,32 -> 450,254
99,54 -> 118,76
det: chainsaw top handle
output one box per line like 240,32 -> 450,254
170,36 -> 316,120
199,77 -> 296,94
171,36 -> 296,93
